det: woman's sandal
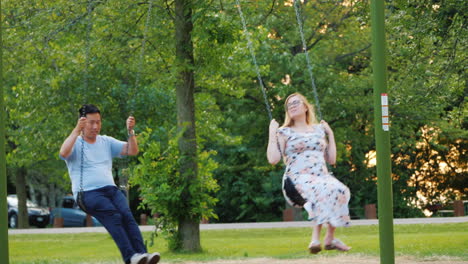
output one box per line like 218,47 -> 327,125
324,238 -> 351,251
308,240 -> 322,254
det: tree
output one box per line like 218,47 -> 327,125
132,0 -> 219,252
173,0 -> 201,252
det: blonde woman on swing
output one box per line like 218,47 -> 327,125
267,92 -> 351,254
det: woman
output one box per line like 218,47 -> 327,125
267,92 -> 351,254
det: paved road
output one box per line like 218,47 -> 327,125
8,216 -> 467,235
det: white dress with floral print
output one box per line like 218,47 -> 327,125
278,125 -> 351,227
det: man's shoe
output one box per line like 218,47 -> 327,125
146,252 -> 161,264
130,253 -> 148,264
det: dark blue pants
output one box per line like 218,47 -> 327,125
83,185 -> 146,263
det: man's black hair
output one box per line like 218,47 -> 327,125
78,104 -> 100,117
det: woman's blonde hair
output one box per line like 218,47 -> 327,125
282,92 -> 318,127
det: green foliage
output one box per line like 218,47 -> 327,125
2,0 -> 466,222
385,0 -> 467,210
131,128 -> 219,250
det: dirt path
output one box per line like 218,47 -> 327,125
178,255 -> 467,264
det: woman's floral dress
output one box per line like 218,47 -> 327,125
278,125 -> 351,227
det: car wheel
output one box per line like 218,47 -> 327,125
9,214 -> 18,229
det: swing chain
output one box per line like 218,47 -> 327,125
121,1 -> 154,196
131,0 -> 154,116
83,0 -> 94,96
293,0 -> 322,120
294,2 -> 333,172
235,0 -> 273,121
79,0 -> 94,203
236,0 -> 283,157
126,0 -> 153,154
80,137 -> 85,193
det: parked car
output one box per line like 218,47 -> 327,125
49,196 -> 102,227
7,194 -> 50,228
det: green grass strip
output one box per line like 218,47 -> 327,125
8,222 -> 468,263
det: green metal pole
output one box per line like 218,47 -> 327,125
370,1 -> 395,264
0,0 -> 10,263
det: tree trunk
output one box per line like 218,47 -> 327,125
0,23 -> 10,260
174,0 -> 200,252
178,216 -> 200,251
16,167 -> 29,229
46,183 -> 55,207
29,182 -> 36,204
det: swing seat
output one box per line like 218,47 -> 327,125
283,176 -> 306,207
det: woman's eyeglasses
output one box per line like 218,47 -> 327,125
287,100 -> 302,109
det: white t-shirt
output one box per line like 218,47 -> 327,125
60,135 -> 125,198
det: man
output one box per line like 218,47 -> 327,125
59,104 -> 160,264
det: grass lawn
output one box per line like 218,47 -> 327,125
8,222 -> 468,264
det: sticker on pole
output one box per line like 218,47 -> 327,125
381,93 -> 389,131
